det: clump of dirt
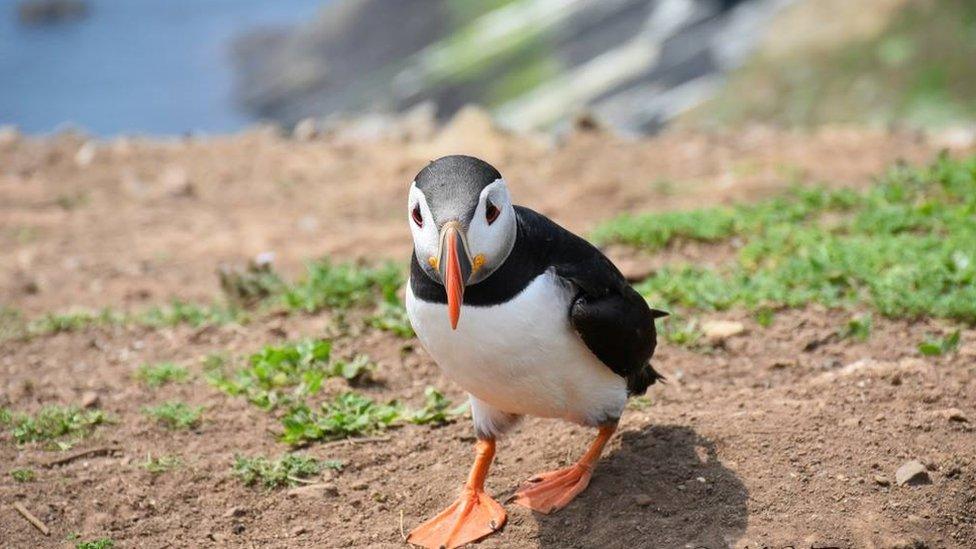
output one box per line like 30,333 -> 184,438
1,124 -> 974,548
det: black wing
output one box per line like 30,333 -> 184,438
516,207 -> 666,395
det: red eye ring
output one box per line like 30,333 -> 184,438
485,200 -> 500,225
412,204 -> 423,227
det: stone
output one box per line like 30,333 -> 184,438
633,494 -> 653,506
292,118 -> 319,141
702,320 -> 746,340
287,483 -> 339,499
80,391 -> 100,408
873,474 -> 890,487
895,461 -> 931,487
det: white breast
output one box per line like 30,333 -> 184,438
406,270 -> 627,427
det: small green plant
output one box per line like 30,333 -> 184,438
10,406 -> 109,446
136,300 -> 244,328
0,406 -> 11,425
0,307 -> 26,341
918,330 -> 962,356
27,309 -> 123,336
232,453 -> 334,489
210,339 -> 333,410
281,259 -> 403,313
368,300 -> 415,338
326,354 -> 374,383
140,454 -> 182,474
135,362 -> 190,388
281,392 -> 402,445
754,307 -> 775,328
75,538 -> 114,549
143,401 -> 203,430
408,387 -> 468,426
658,315 -> 703,347
11,468 -> 35,482
841,315 -> 872,341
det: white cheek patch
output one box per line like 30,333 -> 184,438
408,184 -> 440,265
466,179 -> 516,282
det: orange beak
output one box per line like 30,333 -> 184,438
438,222 -> 472,330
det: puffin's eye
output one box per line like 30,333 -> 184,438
485,200 -> 500,225
411,204 -> 423,227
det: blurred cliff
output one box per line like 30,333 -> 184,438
233,0 -> 792,135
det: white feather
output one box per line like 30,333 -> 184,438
406,269 -> 627,437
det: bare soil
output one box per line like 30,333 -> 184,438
1,124 -> 975,548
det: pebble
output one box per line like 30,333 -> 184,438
80,391 -> 100,408
940,408 -> 968,423
873,475 -> 890,487
222,507 -> 245,518
287,483 -> 339,499
701,320 -> 746,340
634,494 -> 653,506
895,461 -> 931,487
292,118 -> 319,141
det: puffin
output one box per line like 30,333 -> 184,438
404,155 -> 665,549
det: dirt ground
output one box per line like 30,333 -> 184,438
2,121 -> 975,548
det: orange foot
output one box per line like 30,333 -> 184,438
511,463 -> 593,514
407,489 -> 507,549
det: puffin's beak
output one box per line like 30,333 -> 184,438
437,221 -> 473,330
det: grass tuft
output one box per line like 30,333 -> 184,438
75,539 -> 114,549
232,453 -> 340,489
143,401 -> 203,430
598,154 -> 976,326
281,259 -> 403,313
140,454 -> 183,474
11,468 -> 35,482
918,330 -> 962,356
408,387 -> 468,426
135,362 -> 190,388
10,406 -> 109,447
281,392 -> 402,445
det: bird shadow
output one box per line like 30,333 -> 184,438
529,424 -> 749,549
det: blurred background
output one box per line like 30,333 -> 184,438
2,0 -> 974,137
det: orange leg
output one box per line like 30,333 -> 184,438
407,438 -> 507,549
512,424 -> 616,514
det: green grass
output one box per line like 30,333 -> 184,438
596,154 -> 976,325
22,301 -> 245,338
408,387 -> 468,426
140,454 -> 182,474
232,453 -> 341,489
143,401 -> 203,430
281,259 -> 402,313
135,362 -> 190,388
281,392 -> 402,445
686,1 -> 976,128
10,406 -> 109,447
209,340 -> 376,411
841,314 -> 873,341
0,406 -> 11,425
0,306 -> 26,340
368,300 -> 415,338
10,468 -> 35,482
918,330 -> 962,356
75,539 -> 114,549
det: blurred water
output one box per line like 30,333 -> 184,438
0,0 -> 325,136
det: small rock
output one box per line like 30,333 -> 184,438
292,118 -> 319,141
222,507 -> 245,518
633,494 -> 653,506
873,474 -> 890,487
232,523 -> 245,535
940,408 -> 968,423
287,483 -> 339,499
75,140 -> 97,166
158,166 -> 194,197
292,525 -> 308,536
80,391 -> 99,408
895,460 -> 931,487
701,320 -> 746,340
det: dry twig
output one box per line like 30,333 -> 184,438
12,502 -> 50,535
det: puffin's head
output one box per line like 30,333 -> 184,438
408,155 -> 517,329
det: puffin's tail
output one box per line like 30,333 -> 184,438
626,363 -> 665,396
